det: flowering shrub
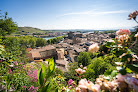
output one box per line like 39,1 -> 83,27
27,69 -> 38,82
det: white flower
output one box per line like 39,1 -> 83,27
88,43 -> 99,53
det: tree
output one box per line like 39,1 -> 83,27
0,11 -> 18,36
77,52 -> 91,66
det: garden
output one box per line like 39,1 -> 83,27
0,10 -> 138,92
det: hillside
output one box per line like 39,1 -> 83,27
17,27 -> 45,33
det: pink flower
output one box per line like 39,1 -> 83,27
78,79 -> 100,92
75,68 -> 85,75
68,79 -> 73,85
124,77 -> 138,91
135,32 -> 138,38
116,29 -> 131,35
88,43 -> 99,53
23,86 -> 25,88
34,87 -> 38,91
116,73 -> 131,82
27,70 -> 38,82
13,61 -> 17,65
20,62 -> 24,65
80,65 -> 83,68
83,67 -> 87,70
128,10 -> 138,20
23,65 -> 26,68
118,34 -> 129,42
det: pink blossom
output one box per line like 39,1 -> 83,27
20,62 -> 24,65
116,73 -> 131,82
116,29 -> 131,35
80,65 -> 83,68
124,77 -> 138,91
75,68 -> 85,75
23,65 -> 26,68
78,79 -> 100,92
13,61 -> 17,65
83,67 -> 87,70
27,70 -> 38,82
88,43 -> 99,53
28,86 -> 35,91
128,10 -> 138,20
23,86 -> 25,88
118,34 -> 129,42
68,79 -> 73,85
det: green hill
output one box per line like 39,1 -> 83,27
17,27 -> 45,33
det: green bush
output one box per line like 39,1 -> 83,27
85,57 -> 116,81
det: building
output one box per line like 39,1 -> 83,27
26,45 -> 57,62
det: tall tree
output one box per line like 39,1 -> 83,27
0,11 -> 18,36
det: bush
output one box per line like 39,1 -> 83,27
85,57 -> 115,81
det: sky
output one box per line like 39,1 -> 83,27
0,0 -> 138,30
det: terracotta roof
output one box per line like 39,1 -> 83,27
30,45 -> 55,52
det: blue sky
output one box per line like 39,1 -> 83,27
0,0 -> 138,30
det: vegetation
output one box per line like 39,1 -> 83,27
0,10 -> 138,92
0,12 -> 18,37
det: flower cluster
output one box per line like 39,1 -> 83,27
88,43 -> 99,53
75,65 -> 87,75
116,29 -> 131,44
28,86 -> 38,92
128,10 -> 138,20
27,69 -> 38,82
67,79 -> 77,89
76,78 -> 100,92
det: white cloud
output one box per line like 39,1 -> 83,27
59,10 -> 130,17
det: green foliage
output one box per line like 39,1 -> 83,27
77,52 -> 91,66
38,58 -> 55,92
85,57 -> 115,80
47,36 -> 64,44
64,62 -> 80,82
0,12 -> 18,36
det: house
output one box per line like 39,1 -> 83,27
27,45 -> 57,62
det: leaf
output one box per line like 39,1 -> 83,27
39,68 -> 44,87
41,82 -> 51,92
47,58 -> 55,78
126,64 -> 138,73
104,70 -> 112,76
40,63 -> 46,78
111,70 -> 118,77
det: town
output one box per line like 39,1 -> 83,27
26,31 -> 115,72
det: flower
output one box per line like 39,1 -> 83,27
83,67 -> 87,70
27,69 -> 38,82
135,32 -> 138,38
23,86 -> 25,88
68,79 -> 73,85
78,79 -> 100,92
88,43 -> 99,53
76,87 -> 81,92
75,68 -> 85,75
116,29 -> 131,35
128,10 -> 138,20
119,34 -> 129,41
13,61 -> 17,65
124,77 -> 138,91
80,65 -> 83,68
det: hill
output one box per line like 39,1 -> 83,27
17,27 -> 45,33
